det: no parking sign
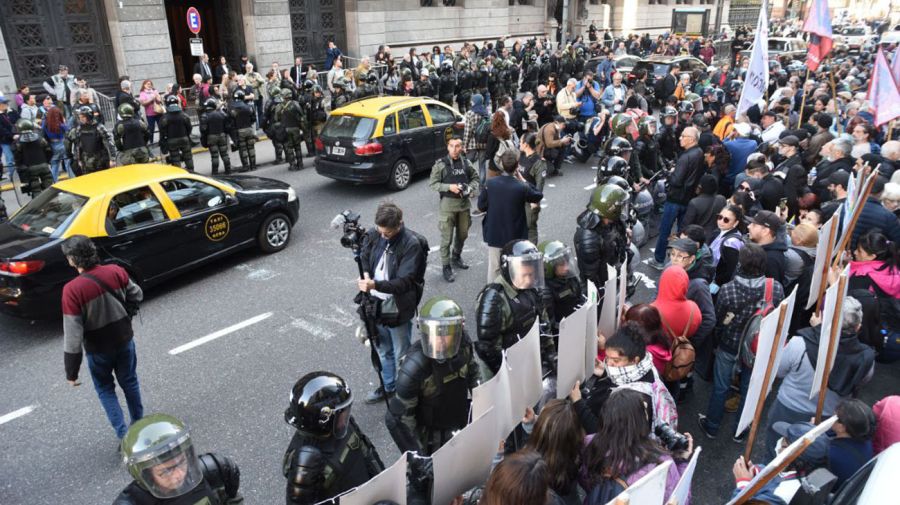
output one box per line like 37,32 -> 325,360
186,7 -> 202,34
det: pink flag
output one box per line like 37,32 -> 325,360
866,49 -> 900,127
891,50 -> 900,89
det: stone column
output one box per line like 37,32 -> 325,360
104,0 -> 177,88
243,0 -> 293,70
0,26 -> 16,94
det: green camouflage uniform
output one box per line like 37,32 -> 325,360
522,155 -> 547,244
428,155 -> 481,266
65,123 -> 116,175
113,118 -> 151,165
275,99 -> 306,171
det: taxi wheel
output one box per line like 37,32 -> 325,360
258,212 -> 292,253
387,158 -> 412,191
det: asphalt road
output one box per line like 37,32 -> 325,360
1,141 -> 897,505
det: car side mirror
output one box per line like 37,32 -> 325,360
225,194 -> 237,205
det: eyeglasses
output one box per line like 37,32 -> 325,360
669,251 -> 692,261
717,215 -> 733,223
152,454 -> 187,479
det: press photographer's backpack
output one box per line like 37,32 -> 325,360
738,278 -> 776,369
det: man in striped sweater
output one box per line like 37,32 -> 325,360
62,235 -> 144,440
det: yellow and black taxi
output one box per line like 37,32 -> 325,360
315,96 -> 464,190
0,165 -> 299,319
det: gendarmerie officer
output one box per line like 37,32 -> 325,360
306,84 -> 327,157
429,137 -> 480,283
65,105 -> 116,175
539,240 -> 586,335
12,119 -> 53,196
455,62 -> 475,113
438,61 -> 456,106
385,296 -> 480,456
229,89 -> 257,172
158,95 -> 194,171
573,184 -> 629,296
283,372 -> 384,505
474,239 -> 547,376
263,87 -> 287,166
115,414 -> 243,505
276,91 -> 306,172
113,104 -> 150,165
199,98 -> 233,175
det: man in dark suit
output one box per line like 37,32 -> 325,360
214,56 -> 231,83
194,54 -> 213,82
289,56 -> 305,88
477,150 -> 544,282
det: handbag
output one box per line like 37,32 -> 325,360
152,102 -> 165,115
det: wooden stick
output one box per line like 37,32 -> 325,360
828,60 -> 841,134
831,170 -> 878,270
733,439 -> 813,505
743,303 -> 789,462
815,274 -> 847,423
815,217 -> 840,315
797,67 -> 811,125
889,120 -> 895,142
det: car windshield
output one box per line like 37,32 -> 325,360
768,40 -> 789,51
842,28 -> 866,35
9,188 -> 88,238
321,115 -> 376,140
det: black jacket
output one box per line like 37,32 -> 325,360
811,156 -> 853,203
683,193 -> 727,243
477,173 -> 543,248
359,226 -> 425,325
774,153 -> 807,219
667,145 -> 705,205
761,238 -> 788,287
755,174 -> 785,212
510,101 -> 528,137
0,110 -> 20,144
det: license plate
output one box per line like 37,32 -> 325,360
332,146 -> 346,156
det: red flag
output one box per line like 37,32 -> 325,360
867,49 -> 900,127
802,0 -> 833,71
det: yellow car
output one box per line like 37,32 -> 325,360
314,96 -> 464,190
0,165 -> 299,319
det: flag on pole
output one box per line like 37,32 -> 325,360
802,0 -> 833,72
737,0 -> 769,117
891,50 -> 900,86
866,48 -> 900,127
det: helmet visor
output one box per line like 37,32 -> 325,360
134,443 -> 203,499
546,247 -> 579,279
331,400 -> 353,439
507,252 -> 545,290
419,317 -> 464,360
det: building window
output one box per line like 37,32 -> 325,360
422,0 -> 460,5
509,0 -> 534,4
589,0 -> 600,4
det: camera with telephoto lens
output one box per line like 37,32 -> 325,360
337,210 -> 367,251
458,182 -> 472,198
654,423 -> 689,452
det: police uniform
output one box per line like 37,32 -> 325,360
263,97 -> 286,165
455,65 -> 474,113
199,101 -> 233,175
283,372 -> 384,505
158,102 -> 194,171
438,66 -> 456,106
276,97 -> 306,171
538,241 -> 586,335
428,154 -> 480,280
114,117 -> 150,166
65,110 -> 116,175
229,95 -> 257,171
573,185 -> 629,298
522,57 -> 539,95
307,89 -> 327,156
12,122 -> 53,195
414,76 -> 434,99
634,131 -> 662,180
520,152 -> 547,244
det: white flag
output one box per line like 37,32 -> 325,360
737,0 -> 769,117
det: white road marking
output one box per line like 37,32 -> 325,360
283,317 -> 337,341
548,184 -> 557,188
429,246 -> 440,252
235,263 -> 279,281
169,312 -> 274,355
636,272 -> 657,290
0,405 -> 36,425
584,183 -> 597,191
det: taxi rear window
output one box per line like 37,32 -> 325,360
321,115 -> 376,140
9,188 -> 88,238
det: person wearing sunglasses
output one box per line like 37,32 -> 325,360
709,205 -> 746,293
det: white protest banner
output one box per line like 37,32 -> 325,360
598,265 -> 618,338
557,304 -> 589,399
736,0 -> 769,117
586,280 -> 599,378
471,355 -> 515,441
777,287 -> 798,351
506,321 -> 545,418
339,452 -> 409,505
667,447 -> 701,505
605,460 -> 672,505
735,301 -> 790,438
431,408 -> 500,505
809,267 -> 849,401
726,417 -> 838,505
806,215 -> 838,310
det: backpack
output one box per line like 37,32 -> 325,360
737,278 -> 776,369
493,138 -> 516,169
661,308 -> 697,382
586,475 -> 628,505
474,116 -> 491,145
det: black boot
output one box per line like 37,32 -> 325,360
451,256 -> 469,270
442,265 -> 455,282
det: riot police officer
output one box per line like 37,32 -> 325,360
633,116 -> 662,183
558,48 -> 575,84
429,137 -> 480,283
474,59 -> 490,108
263,88 -> 287,165
522,54 -> 539,94
331,77 -> 351,109
415,69 -> 434,98
539,240 -> 585,335
494,59 -> 509,102
115,414 -> 243,504
456,62 -> 475,113
114,104 -> 150,165
158,95 -> 194,171
573,48 -> 586,80
199,98 -> 233,175
475,239 -> 546,376
573,184 -> 629,296
12,119 -> 53,196
658,106 -> 679,164
355,72 -> 379,99
438,61 -> 456,106
229,89 -> 257,172
306,85 -> 327,157
276,91 -> 306,171
427,65 -> 440,99
675,101 -> 695,150
283,371 -> 384,505
385,296 -> 480,456
508,56 -> 520,93
65,105 -> 116,175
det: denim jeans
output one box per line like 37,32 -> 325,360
375,319 -> 412,392
654,201 -> 687,263
49,140 -> 75,181
467,149 -> 486,186
85,339 -> 144,438
146,115 -> 160,145
1,143 -> 14,179
704,348 -> 752,436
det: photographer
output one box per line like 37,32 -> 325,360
356,202 -> 426,404
538,115 -> 572,177
600,72 -> 628,112
533,85 -> 556,127
430,138 -> 481,283
575,70 -> 602,122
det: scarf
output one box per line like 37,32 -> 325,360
610,355 -> 679,428
607,353 -> 655,387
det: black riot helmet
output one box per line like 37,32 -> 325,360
232,89 -> 246,102
284,372 -> 353,438
367,72 -> 379,84
77,105 -> 95,124
607,137 -> 633,157
203,98 -> 220,111
164,94 -> 181,112
678,100 -> 695,114
597,156 -> 630,184
302,79 -> 315,91
661,106 -> 678,118
499,239 -> 544,290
